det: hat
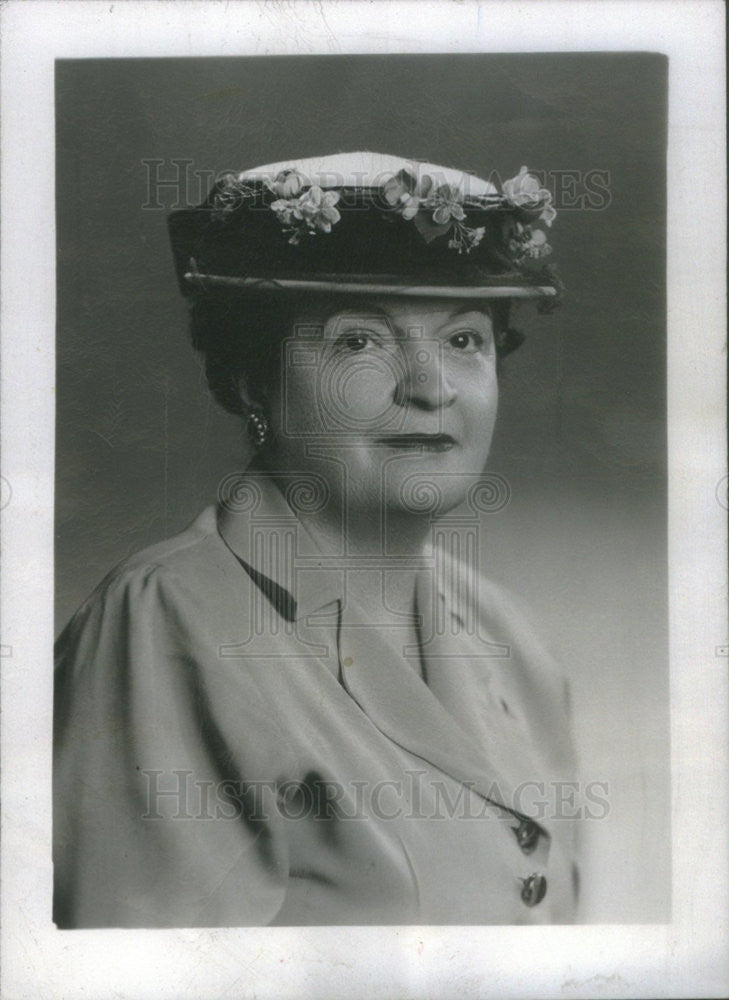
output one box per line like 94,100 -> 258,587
168,151 -> 561,303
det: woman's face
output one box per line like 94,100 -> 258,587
262,297 -> 499,519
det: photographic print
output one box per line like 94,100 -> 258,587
53,52 -> 669,927
1,3 -> 726,998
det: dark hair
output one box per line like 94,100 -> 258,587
189,289 -> 524,415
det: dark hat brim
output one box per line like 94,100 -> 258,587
180,268 -> 558,301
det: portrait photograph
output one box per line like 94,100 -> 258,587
1,2 -> 726,998
52,49 -> 668,929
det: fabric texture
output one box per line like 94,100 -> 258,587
53,469 -> 580,927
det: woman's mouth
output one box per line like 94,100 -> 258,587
375,433 -> 456,452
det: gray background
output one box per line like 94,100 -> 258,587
55,53 -> 668,922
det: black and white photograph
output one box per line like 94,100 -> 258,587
52,49 -> 670,930
1,2 -> 727,998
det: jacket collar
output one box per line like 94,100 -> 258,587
216,463 -> 343,620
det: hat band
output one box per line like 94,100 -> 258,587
183,271 -> 557,300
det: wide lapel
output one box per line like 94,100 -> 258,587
336,568 -> 531,818
414,556 -> 555,804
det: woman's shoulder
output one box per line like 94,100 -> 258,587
109,504 -> 222,577
470,571 -> 551,649
56,505 -> 249,644
445,551 -> 546,636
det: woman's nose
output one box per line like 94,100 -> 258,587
394,341 -> 456,410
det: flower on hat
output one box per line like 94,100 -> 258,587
448,224 -> 486,255
268,168 -> 306,200
211,173 -> 257,220
270,198 -> 298,227
382,169 -> 433,221
526,228 -> 550,254
507,222 -> 553,262
502,166 -> 556,227
425,184 -> 466,226
295,186 -> 341,233
270,184 -> 341,244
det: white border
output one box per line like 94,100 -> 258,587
1,2 -> 727,998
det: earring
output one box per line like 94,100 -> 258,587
246,406 -> 269,449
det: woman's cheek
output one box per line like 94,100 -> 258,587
466,366 -> 499,437
339,367 -> 399,428
313,355 -> 400,435
271,375 -> 319,437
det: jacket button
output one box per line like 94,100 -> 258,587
513,819 -> 540,855
520,873 -> 547,907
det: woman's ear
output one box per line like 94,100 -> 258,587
235,375 -> 255,411
236,374 -> 270,410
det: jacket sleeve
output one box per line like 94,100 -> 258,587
53,562 -> 290,928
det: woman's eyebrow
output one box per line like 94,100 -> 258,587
415,309 -> 493,335
325,308 -> 394,333
326,305 -> 491,336
334,306 -> 391,323
447,305 -> 492,321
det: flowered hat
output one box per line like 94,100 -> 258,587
168,151 -> 560,303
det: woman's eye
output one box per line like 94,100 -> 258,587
345,334 -> 370,352
448,330 -> 486,351
336,331 -> 377,353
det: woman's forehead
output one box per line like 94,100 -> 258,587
296,296 -> 492,327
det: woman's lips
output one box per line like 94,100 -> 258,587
375,434 -> 456,452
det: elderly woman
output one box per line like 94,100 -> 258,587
53,152 -> 579,927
